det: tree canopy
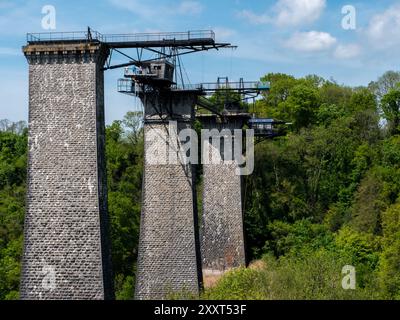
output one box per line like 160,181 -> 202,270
2,70 -> 400,299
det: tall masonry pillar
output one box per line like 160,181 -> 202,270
20,41 -> 114,299
135,90 -> 202,300
198,114 -> 249,281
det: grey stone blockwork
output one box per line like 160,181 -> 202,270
20,44 -> 114,300
200,117 -> 247,275
135,92 -> 202,300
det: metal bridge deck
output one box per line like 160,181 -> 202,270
26,30 -> 220,49
117,79 -> 270,94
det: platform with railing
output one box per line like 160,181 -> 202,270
26,30 -> 104,44
118,78 -> 271,95
26,30 -> 217,48
193,81 -> 270,92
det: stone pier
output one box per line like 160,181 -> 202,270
198,114 -> 248,280
20,42 -> 114,300
135,90 -> 202,300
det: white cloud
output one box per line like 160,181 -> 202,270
366,4 -> 400,48
109,0 -> 203,19
238,10 -> 270,25
176,1 -> 203,15
109,0 -> 154,19
275,0 -> 326,27
285,31 -> 336,52
238,0 -> 326,27
334,44 -> 361,59
212,27 -> 236,41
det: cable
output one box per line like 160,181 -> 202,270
180,55 -> 191,87
201,51 -> 205,83
229,47 -> 233,80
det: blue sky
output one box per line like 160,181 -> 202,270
1,0 -> 400,123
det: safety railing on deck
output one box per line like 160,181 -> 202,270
175,81 -> 270,91
27,30 -> 104,43
103,30 -> 215,44
118,79 -> 271,94
27,30 -> 214,44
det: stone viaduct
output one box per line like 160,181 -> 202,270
20,32 -> 250,300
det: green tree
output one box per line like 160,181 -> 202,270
368,71 -> 400,100
105,120 -> 143,300
381,87 -> 400,135
0,122 -> 27,300
379,203 -> 400,298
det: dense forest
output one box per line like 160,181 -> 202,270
1,71 -> 400,300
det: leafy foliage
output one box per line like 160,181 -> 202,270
2,70 -> 400,300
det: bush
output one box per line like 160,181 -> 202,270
378,203 -> 400,298
202,267 -> 265,300
204,249 -> 380,300
264,219 -> 335,257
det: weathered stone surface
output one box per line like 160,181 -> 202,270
20,44 -> 114,300
199,116 -> 247,276
201,161 -> 245,273
135,92 -> 202,300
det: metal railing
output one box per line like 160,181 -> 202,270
27,30 -> 214,44
103,30 -> 215,44
118,79 -> 271,94
27,30 -> 104,43
118,79 -> 204,94
198,81 -> 270,91
175,81 -> 270,91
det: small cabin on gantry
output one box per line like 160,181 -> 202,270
248,118 -> 288,138
124,59 -> 175,87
